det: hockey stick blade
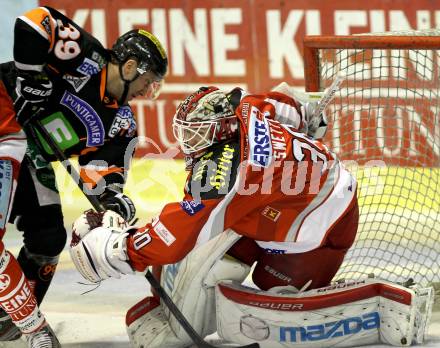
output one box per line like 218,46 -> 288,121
312,72 -> 346,119
32,118 -> 259,348
145,271 -> 259,348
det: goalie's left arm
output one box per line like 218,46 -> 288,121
69,197 -> 221,283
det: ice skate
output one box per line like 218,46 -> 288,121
24,324 -> 60,348
0,309 -> 21,341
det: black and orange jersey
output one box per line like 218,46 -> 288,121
0,6 -> 137,186
14,6 -> 107,77
126,91 -> 357,271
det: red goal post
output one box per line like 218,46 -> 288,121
303,31 -> 440,287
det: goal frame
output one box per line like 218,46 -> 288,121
303,35 -> 440,92
301,32 -> 440,287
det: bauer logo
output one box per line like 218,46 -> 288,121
248,107 -> 272,167
317,280 -> 366,293
279,312 -> 380,342
61,91 -> 105,146
179,200 -> 205,216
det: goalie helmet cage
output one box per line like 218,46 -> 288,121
303,30 -> 440,287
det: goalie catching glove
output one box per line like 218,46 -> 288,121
70,210 -> 134,283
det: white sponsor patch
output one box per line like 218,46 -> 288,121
152,218 -> 176,246
63,74 -> 90,92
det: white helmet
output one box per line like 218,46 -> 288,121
172,86 -> 238,156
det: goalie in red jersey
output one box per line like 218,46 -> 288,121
88,86 -> 440,346
71,85 -> 434,348
72,85 -> 359,286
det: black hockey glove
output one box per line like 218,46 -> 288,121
13,71 -> 52,126
99,186 -> 136,223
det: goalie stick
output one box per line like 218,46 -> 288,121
32,118 -> 260,348
312,72 -> 346,119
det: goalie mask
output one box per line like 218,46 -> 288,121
172,86 -> 238,157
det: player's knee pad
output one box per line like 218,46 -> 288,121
215,278 -> 434,347
126,230 -> 251,348
17,246 -> 59,304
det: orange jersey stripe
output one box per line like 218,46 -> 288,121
79,146 -> 98,156
21,7 -> 56,51
99,67 -> 107,101
80,166 -> 124,189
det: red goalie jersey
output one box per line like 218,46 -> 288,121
126,90 -> 358,271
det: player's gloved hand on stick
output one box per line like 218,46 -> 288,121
99,186 -> 136,223
70,210 -> 134,283
13,71 -> 53,126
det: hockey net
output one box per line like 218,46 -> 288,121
303,30 -> 440,288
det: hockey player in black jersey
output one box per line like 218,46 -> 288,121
0,6 -> 167,347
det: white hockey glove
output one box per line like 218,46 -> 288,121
70,210 -> 134,283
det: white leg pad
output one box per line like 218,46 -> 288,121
127,229 -> 251,348
215,278 -> 434,347
127,301 -> 185,348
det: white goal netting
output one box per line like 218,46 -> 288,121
304,29 -> 440,286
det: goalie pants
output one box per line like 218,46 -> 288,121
227,197 -> 359,290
